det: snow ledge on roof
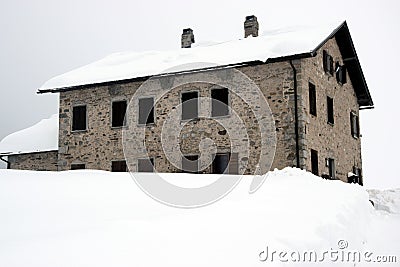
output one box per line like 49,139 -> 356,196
0,114 -> 59,156
39,21 -> 344,90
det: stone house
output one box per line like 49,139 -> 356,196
0,16 -> 373,184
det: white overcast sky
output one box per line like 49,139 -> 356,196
0,0 -> 399,189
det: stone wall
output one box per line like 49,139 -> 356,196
8,151 -> 58,171
57,61 -> 299,173
299,37 -> 363,182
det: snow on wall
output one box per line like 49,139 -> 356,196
39,22 -> 343,90
0,114 -> 58,155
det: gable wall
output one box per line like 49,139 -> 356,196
299,37 -> 363,182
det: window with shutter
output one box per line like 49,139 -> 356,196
138,97 -> 154,125
112,100 -> 127,127
181,91 -> 198,120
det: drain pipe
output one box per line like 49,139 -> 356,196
289,60 -> 301,168
0,156 -> 10,169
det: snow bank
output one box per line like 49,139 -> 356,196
0,114 -> 58,155
368,188 -> 400,214
39,22 -> 343,90
1,167 -> 398,267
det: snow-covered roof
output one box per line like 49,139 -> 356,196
39,21 -> 344,91
0,114 -> 58,156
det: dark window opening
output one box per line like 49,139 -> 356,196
182,155 -> 199,173
327,97 -> 334,124
138,158 -> 154,172
138,98 -> 154,125
112,160 -> 127,172
211,88 -> 229,117
350,166 -> 363,185
311,149 -> 319,176
309,83 -> 317,116
323,50 -> 334,75
212,153 -> 238,174
112,101 -> 127,127
328,158 -> 335,179
336,63 -> 347,84
71,163 -> 85,170
72,105 -> 87,131
350,112 -> 360,138
181,91 -> 198,120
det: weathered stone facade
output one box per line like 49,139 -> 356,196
299,37 -> 363,182
7,151 -> 58,171
57,61 -> 298,174
9,21 -> 371,183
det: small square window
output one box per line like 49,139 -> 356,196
138,158 -> 154,172
309,83 -> 317,116
138,98 -> 154,125
327,97 -> 334,125
211,88 -> 229,117
181,91 -> 198,120
72,105 -> 87,131
112,160 -> 127,172
112,100 -> 127,127
71,163 -> 85,170
182,155 -> 199,173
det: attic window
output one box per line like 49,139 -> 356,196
112,100 -> 127,127
211,88 -> 229,117
323,50 -> 334,75
72,105 -> 87,131
138,97 -> 154,125
336,63 -> 347,85
181,91 -> 198,120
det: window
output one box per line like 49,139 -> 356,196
71,163 -> 85,170
138,158 -> 154,172
212,153 -> 238,174
138,97 -> 154,125
327,158 -> 335,179
311,149 -> 319,176
323,50 -> 334,75
336,63 -> 347,84
351,166 -> 363,185
350,111 -> 360,138
111,160 -> 127,172
309,82 -> 317,116
112,100 -> 127,127
211,88 -> 229,117
327,96 -> 334,124
181,91 -> 198,120
72,105 -> 87,131
182,155 -> 199,173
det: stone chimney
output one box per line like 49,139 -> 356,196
181,28 -> 195,48
244,15 -> 259,38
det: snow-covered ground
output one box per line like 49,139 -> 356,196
0,168 -> 398,266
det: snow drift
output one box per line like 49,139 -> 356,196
0,167 -> 398,266
0,114 -> 58,155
